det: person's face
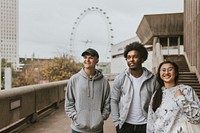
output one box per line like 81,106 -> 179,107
83,54 -> 99,69
126,50 -> 144,70
160,63 -> 176,84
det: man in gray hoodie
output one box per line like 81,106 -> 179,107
111,42 -> 157,133
65,48 -> 111,133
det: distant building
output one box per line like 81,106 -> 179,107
0,0 -> 19,69
19,57 -> 51,64
96,62 -> 111,74
18,57 -> 51,70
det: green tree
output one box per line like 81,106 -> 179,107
13,55 -> 81,87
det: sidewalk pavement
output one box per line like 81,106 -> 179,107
21,104 -> 115,133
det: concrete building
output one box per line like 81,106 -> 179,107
184,0 -> 200,81
111,13 -> 184,75
136,13 -> 184,72
0,0 -> 19,69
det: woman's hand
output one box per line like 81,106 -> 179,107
174,89 -> 183,97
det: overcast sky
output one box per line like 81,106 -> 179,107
19,0 -> 183,62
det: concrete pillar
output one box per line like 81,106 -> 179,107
5,67 -> 12,90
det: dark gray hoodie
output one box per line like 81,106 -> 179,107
65,68 -> 111,133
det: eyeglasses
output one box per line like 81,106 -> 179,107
160,67 -> 174,72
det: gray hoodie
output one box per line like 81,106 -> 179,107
111,67 -> 158,128
65,68 -> 111,133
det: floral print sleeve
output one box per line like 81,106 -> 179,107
174,84 -> 200,123
147,85 -> 200,133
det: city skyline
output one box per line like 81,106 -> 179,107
19,0 -> 183,62
0,0 -> 19,67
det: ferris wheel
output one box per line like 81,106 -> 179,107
69,7 -> 114,62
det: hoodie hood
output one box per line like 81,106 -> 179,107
124,67 -> 154,80
78,68 -> 103,98
79,68 -> 103,80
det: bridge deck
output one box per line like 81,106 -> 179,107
21,103 -> 115,133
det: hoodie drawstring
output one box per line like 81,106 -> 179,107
87,78 -> 95,99
91,80 -> 94,99
79,69 -> 103,99
87,79 -> 90,97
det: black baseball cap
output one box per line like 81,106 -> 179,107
81,48 -> 99,58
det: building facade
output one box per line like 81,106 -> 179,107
0,0 -> 19,68
184,0 -> 200,79
136,13 -> 184,73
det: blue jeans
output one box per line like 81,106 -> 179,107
72,129 -> 103,133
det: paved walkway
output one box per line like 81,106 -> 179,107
21,104 -> 115,133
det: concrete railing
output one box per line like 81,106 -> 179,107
0,80 -> 68,132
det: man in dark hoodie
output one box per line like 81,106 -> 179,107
65,48 -> 111,133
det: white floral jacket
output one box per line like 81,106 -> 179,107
147,84 -> 200,133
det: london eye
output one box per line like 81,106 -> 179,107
69,7 -> 114,62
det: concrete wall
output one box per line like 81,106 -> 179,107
111,55 -> 127,74
0,80 -> 67,131
184,0 -> 200,81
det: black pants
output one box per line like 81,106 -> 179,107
116,122 -> 146,133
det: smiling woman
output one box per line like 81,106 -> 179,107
159,64 -> 176,86
147,61 -> 200,133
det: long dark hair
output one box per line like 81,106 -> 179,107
152,61 -> 179,112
